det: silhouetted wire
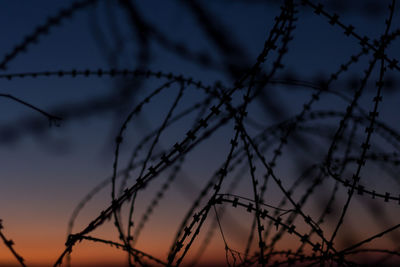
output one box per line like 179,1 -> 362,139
2,0 -> 400,266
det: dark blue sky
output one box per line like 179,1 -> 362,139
0,1 -> 400,266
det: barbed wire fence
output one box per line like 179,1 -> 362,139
1,0 -> 400,266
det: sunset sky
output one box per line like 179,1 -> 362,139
1,0 -> 400,266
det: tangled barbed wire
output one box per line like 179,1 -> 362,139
1,0 -> 400,266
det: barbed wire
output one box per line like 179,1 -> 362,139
1,0 -> 400,266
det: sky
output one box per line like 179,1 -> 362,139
0,0 -> 400,266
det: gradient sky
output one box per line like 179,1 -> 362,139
1,0 -> 400,266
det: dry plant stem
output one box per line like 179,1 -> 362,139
0,94 -> 61,125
